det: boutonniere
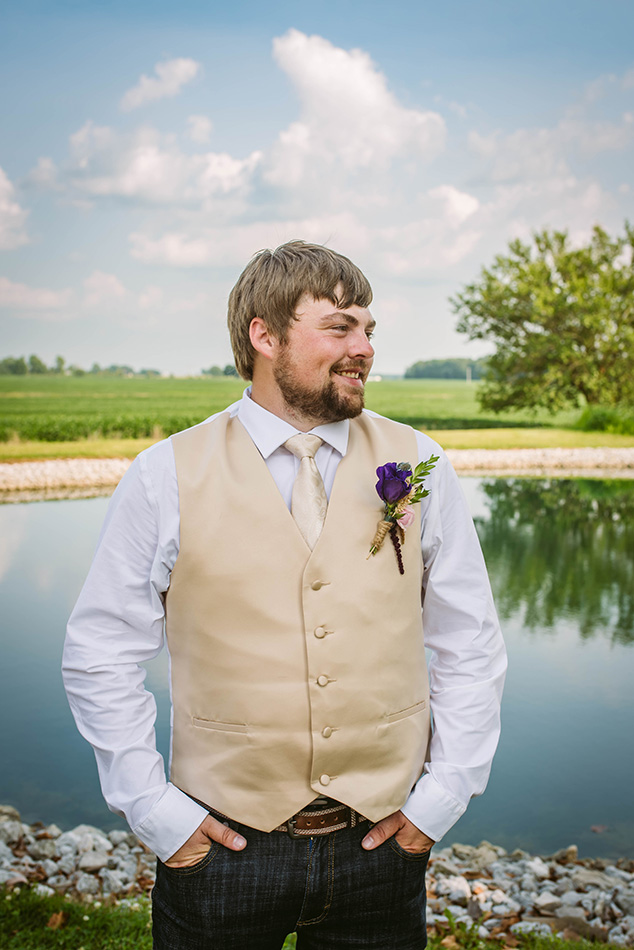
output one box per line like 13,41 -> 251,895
368,456 -> 439,574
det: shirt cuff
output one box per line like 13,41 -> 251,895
132,784 -> 209,862
401,772 -> 466,843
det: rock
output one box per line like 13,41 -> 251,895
111,855 -> 139,883
572,868 -> 617,890
39,859 -> 59,877
560,890 -> 584,907
451,843 -> 476,861
99,868 -> 127,896
47,874 -> 70,890
436,875 -> 471,905
525,857 -> 551,880
551,845 -> 579,864
69,825 -> 113,854
0,805 -> 21,821
0,819 -> 23,846
534,892 -> 562,913
44,824 -> 63,839
470,842 -> 500,869
55,831 -> 81,858
27,838 -> 57,861
511,920 -> 553,937
34,883 -> 54,897
431,857 -> 462,877
57,853 -> 76,876
78,850 -> 110,872
0,840 -> 14,864
554,905 -> 587,920
75,872 -> 100,895
1,871 -> 28,886
616,893 -> 634,916
608,926 -> 632,947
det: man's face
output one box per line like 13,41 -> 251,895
271,291 -> 375,426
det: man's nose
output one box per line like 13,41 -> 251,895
350,330 -> 375,360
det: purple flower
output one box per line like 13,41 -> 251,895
375,462 -> 412,505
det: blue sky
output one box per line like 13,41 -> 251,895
1,0 -> 633,374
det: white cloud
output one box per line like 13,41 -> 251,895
0,167 -> 29,250
0,276 -> 72,310
67,121 -> 261,204
266,30 -> 446,186
129,213 -> 373,268
468,113 -> 633,183
83,271 -> 127,308
428,185 -> 479,226
24,156 -> 60,190
187,115 -> 213,144
138,285 -> 164,309
120,58 -> 201,112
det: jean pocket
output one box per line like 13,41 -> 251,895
160,842 -> 220,876
387,837 -> 432,862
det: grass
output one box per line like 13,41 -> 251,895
0,887 -> 621,950
0,887 -> 297,949
1,376 -> 633,461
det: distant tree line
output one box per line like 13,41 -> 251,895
404,357 -> 488,380
0,355 -> 162,377
1,355 -> 240,378
201,364 -> 239,377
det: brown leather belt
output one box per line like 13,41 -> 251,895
273,801 -> 368,838
198,796 -> 368,839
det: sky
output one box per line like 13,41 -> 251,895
1,0 -> 633,376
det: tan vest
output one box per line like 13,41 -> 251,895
166,410 -> 430,832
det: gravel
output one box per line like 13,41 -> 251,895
1,447 -> 633,503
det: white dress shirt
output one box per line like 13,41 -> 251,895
63,389 -> 507,862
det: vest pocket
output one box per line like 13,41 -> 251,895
192,717 -> 248,734
384,699 -> 427,724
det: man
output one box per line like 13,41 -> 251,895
64,241 -> 506,949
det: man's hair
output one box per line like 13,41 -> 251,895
227,240 -> 373,380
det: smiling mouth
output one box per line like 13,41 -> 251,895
334,369 -> 365,387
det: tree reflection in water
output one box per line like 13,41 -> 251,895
475,479 -> 634,645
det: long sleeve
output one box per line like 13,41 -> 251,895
62,445 -> 208,861
401,440 -> 507,841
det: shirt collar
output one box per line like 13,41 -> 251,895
237,387 -> 349,459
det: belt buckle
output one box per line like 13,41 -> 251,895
286,818 -> 301,839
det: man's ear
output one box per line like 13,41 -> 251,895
249,317 -> 278,362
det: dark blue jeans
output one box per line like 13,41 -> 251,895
152,819 -> 429,949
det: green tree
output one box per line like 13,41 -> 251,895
223,363 -> 238,377
452,224 -> 634,413
0,356 -> 28,375
53,355 -> 66,375
404,358 -> 486,380
28,354 -> 48,374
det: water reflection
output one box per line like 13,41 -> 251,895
1,479 -> 633,857
475,479 -> 634,645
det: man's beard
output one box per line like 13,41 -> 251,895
273,352 -> 367,425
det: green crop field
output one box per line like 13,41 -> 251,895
2,376 -> 633,459
0,375 -> 579,441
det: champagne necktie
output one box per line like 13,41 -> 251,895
284,434 -> 328,550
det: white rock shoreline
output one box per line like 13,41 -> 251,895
1,447 -> 633,503
1,805 -> 633,944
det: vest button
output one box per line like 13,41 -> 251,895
314,626 -> 326,638
317,674 -> 329,687
311,581 -> 323,591
321,726 -> 333,738
319,774 -> 331,786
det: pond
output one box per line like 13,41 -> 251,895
0,477 -> 632,859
